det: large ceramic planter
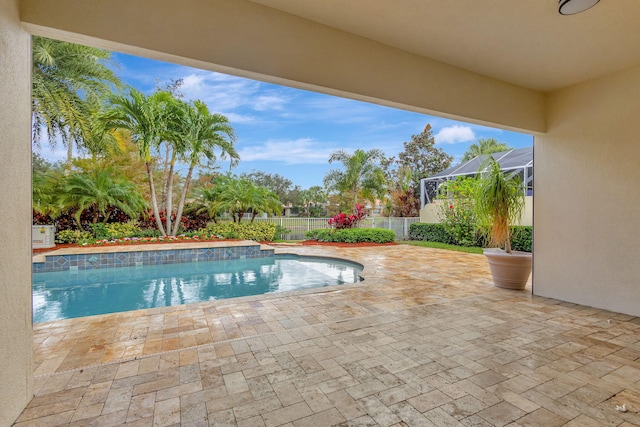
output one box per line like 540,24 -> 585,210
483,248 -> 532,290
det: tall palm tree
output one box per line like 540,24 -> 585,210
170,100 -> 238,235
324,148 -> 386,207
461,138 -> 512,162
57,170 -> 148,229
101,88 -> 175,235
32,36 -> 120,163
80,97 -> 129,159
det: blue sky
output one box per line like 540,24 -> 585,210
41,51 -> 533,189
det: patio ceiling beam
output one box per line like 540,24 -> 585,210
20,0 -> 545,133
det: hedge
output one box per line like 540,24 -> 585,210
409,223 -> 455,245
56,229 -> 93,244
201,222 -> 277,242
509,226 -> 532,252
89,221 -> 142,240
305,228 -> 395,243
409,222 -> 532,252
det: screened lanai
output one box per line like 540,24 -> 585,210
420,146 -> 533,207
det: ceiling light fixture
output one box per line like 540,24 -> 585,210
559,0 -> 600,15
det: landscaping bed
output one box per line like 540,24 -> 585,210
32,236 -> 237,255
300,240 -> 397,248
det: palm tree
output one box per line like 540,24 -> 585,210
193,186 -> 224,223
80,97 -> 129,159
248,186 -> 282,222
300,186 -> 326,217
56,170 -> 148,229
201,176 -> 281,223
212,177 -> 254,222
32,36 -> 120,163
324,148 -> 386,207
74,131 -> 149,190
170,100 -> 238,235
461,138 -> 512,162
33,168 -> 65,218
101,88 -> 175,235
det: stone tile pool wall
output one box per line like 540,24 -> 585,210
33,244 -> 274,273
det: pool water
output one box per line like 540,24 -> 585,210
32,255 -> 362,323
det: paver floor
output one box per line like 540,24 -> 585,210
17,244 -> 640,426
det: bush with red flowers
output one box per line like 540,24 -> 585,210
327,204 -> 367,229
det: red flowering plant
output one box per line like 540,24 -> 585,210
328,204 -> 367,229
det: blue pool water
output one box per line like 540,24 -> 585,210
32,255 -> 362,323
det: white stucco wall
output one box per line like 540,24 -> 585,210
420,197 -> 533,226
534,64 -> 640,316
0,0 -> 34,424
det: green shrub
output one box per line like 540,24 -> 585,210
305,228 -> 330,241
510,226 -> 532,252
436,177 -> 480,247
306,228 -> 395,243
201,222 -> 240,239
275,225 -> 291,240
56,229 -> 92,244
410,222 -> 532,252
304,229 -> 325,240
88,221 -> 142,240
105,221 -> 141,239
201,222 -> 277,241
89,223 -> 110,240
409,223 -> 455,244
133,228 -> 161,238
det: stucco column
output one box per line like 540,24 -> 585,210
534,63 -> 640,316
0,0 -> 34,424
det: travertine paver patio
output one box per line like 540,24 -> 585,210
17,244 -> 640,426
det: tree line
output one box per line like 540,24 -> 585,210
322,125 -> 511,217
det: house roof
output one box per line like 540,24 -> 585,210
426,147 -> 533,181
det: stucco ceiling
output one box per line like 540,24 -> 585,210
249,0 -> 640,92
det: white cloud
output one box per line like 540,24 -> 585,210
435,125 -> 476,144
37,147 -> 67,163
178,72 -> 262,112
224,112 -> 257,124
171,71 -> 295,118
237,138 -> 336,164
252,94 -> 289,111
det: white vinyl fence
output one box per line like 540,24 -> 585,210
244,217 -> 420,240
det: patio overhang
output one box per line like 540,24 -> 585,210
19,0 -> 546,134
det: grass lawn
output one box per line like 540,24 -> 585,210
400,240 -> 483,254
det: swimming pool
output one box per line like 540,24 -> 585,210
32,254 -> 363,323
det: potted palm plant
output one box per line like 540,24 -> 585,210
475,157 -> 532,290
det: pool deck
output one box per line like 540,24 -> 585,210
18,243 -> 640,426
